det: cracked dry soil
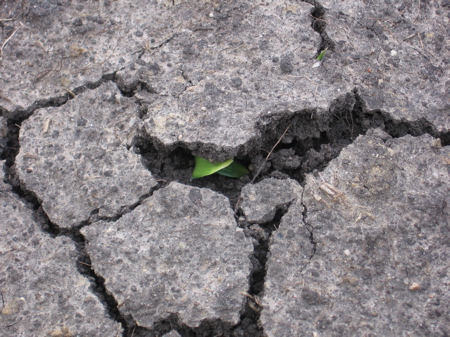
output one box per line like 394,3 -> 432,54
1,0 -> 449,336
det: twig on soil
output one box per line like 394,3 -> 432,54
63,88 -> 76,97
78,261 -> 92,267
309,13 -> 327,23
33,68 -> 53,83
403,32 -> 417,41
0,25 -> 20,60
251,123 -> 292,184
243,3 -> 266,16
417,32 -> 424,49
240,291 -> 263,312
0,18 -> 13,21
42,118 -> 51,134
5,322 -> 20,328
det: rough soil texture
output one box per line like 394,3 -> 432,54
81,182 -> 253,328
15,82 -> 157,227
262,131 -> 450,336
1,0 -> 449,336
0,171 -> 123,336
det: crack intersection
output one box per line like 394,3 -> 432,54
1,0 -> 448,335
2,78 -> 448,335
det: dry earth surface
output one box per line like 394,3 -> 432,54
1,0 -> 449,336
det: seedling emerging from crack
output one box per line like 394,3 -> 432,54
316,48 -> 328,61
191,156 -> 249,179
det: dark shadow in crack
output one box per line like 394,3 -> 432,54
130,90 -> 385,209
301,0 -> 336,55
301,202 -> 317,261
254,89 -> 447,185
232,207 -> 290,337
127,86 -> 448,334
1,57 -> 448,337
124,313 -> 235,337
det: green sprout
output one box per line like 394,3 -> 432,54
191,156 -> 249,179
316,48 -> 328,61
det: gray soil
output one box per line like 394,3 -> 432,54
1,1 -> 449,336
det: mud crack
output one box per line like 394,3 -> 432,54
136,33 -> 178,58
2,165 -> 134,335
301,0 -> 336,54
0,73 -> 118,166
76,234 -> 133,337
301,198 -> 317,261
254,89 -> 449,185
230,207 -> 290,337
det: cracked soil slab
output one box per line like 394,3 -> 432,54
0,168 -> 123,337
1,0 -> 449,335
321,0 -> 449,132
113,0 -> 449,160
0,0 -> 190,114
81,182 -> 253,328
117,0 -> 327,160
240,177 -> 303,224
262,130 -> 450,336
15,82 -> 157,228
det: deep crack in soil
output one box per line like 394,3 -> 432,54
128,88 -> 448,336
2,163 -> 138,335
301,203 -> 317,261
301,0 -> 336,55
1,80 -> 448,336
132,88 -> 448,197
1,0 -> 448,335
1,2 -> 448,332
1,167 -> 135,335
232,208 -> 290,337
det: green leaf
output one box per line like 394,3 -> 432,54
191,157 -> 249,179
191,157 -> 233,179
316,48 -> 327,61
217,160 -> 249,178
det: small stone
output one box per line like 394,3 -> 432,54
432,138 -> 442,148
409,283 -> 421,291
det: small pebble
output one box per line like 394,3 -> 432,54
409,282 -> 421,291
